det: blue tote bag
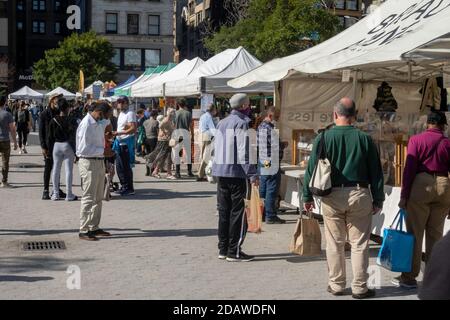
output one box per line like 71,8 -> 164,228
377,209 -> 415,272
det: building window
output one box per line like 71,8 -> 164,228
17,0 -> 25,11
124,49 -> 142,70
33,0 -> 46,11
334,0 -> 359,10
346,0 -> 358,10
145,49 -> 160,67
55,22 -> 61,34
112,48 -> 121,67
127,14 -> 139,35
54,0 -> 61,12
32,21 -> 46,34
17,22 -> 24,30
148,15 -> 160,36
106,13 -> 118,34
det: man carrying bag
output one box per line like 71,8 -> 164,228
303,97 -> 385,299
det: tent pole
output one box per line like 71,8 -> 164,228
408,61 -> 412,83
352,70 -> 358,100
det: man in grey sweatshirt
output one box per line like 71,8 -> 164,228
212,93 -> 258,262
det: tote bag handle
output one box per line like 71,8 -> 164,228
390,209 -> 407,231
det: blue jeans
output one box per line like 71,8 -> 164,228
116,144 -> 134,191
259,170 -> 281,221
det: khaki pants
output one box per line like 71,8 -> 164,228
79,158 -> 105,233
0,141 -> 11,183
197,133 -> 212,179
321,187 -> 373,294
402,173 -> 450,281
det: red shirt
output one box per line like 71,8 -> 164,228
401,128 -> 450,199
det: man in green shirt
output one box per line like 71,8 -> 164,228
303,97 -> 384,299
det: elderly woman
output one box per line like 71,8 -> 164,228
145,108 -> 176,180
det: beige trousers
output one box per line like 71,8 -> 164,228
197,133 -> 212,179
321,187 -> 373,294
402,173 -> 450,281
79,158 -> 105,233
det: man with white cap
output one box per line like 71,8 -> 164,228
212,93 -> 258,262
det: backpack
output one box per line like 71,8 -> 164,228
18,110 -> 27,124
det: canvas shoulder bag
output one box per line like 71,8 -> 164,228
308,131 -> 332,196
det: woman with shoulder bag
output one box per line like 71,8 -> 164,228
48,98 -> 79,201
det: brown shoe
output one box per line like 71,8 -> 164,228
327,286 -> 344,296
352,289 -> 376,299
92,229 -> 111,237
79,232 -> 99,241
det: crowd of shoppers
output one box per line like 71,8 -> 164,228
1,90 -> 449,300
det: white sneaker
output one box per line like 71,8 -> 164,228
51,193 -> 60,201
0,182 -> 13,188
19,149 -> 22,154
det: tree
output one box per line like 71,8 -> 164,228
204,0 -> 341,62
33,31 -> 117,92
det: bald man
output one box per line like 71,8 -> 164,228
303,97 -> 385,299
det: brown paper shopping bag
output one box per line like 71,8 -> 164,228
290,211 -> 322,256
245,185 -> 264,234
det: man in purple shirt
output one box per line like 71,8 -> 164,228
395,111 -> 450,289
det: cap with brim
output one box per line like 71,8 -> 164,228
117,95 -> 129,104
49,93 -> 63,101
427,111 -> 448,126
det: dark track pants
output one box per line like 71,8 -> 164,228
217,177 -> 249,258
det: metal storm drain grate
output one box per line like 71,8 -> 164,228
22,241 -> 66,252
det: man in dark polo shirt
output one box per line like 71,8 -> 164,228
395,111 -> 450,289
303,97 -> 384,299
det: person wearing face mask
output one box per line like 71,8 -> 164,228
212,93 -> 259,262
76,102 -> 112,241
112,96 -> 137,196
257,107 -> 288,224
47,98 -> 79,201
39,93 -> 66,200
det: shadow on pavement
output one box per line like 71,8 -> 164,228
372,285 -> 418,298
0,228 -> 140,236
0,256 -> 94,273
117,188 -> 216,200
102,228 -> 217,239
0,275 -> 54,282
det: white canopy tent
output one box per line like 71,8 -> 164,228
229,0 -> 450,87
46,87 -> 76,100
84,81 -> 104,95
228,0 -> 450,237
164,47 -> 274,97
132,58 -> 205,98
8,86 -> 44,100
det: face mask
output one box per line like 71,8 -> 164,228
241,108 -> 251,117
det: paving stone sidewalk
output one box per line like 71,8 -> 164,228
0,145 -> 419,300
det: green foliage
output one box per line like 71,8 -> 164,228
33,31 -> 117,92
205,0 -> 341,62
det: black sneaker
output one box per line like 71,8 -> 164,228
352,289 -> 376,299
42,190 -> 50,200
175,173 -> 181,179
120,189 -> 135,196
226,252 -> 255,262
187,172 -> 195,177
391,276 -> 418,289
266,217 -> 286,224
327,286 -> 344,296
79,232 -> 99,241
218,252 -> 227,260
59,189 -> 67,198
196,177 -> 207,182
